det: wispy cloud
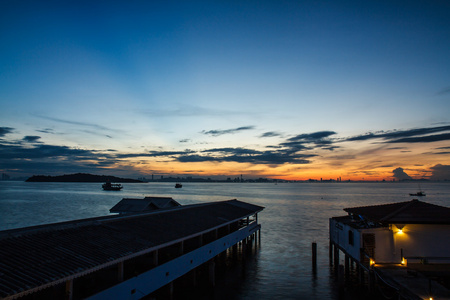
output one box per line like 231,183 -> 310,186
345,125 -> 450,143
35,115 -> 115,132
201,126 -> 255,136
260,131 -> 282,138
436,87 -> 450,96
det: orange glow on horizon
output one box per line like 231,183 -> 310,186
106,138 -> 450,181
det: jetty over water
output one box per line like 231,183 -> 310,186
0,199 -> 264,300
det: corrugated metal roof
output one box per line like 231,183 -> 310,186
0,199 -> 264,299
343,199 -> 450,224
109,196 -> 181,213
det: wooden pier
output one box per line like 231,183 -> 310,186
0,199 -> 264,300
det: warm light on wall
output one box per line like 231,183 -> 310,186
401,258 -> 407,266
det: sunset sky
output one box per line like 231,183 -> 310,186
1,0 -> 450,181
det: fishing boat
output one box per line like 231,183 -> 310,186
409,184 -> 425,196
409,191 -> 426,196
175,183 -> 182,188
102,182 -> 123,191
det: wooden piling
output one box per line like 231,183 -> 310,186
329,241 -> 333,265
344,255 -> 349,278
209,260 -> 216,287
312,242 -> 317,272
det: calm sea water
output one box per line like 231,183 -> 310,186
0,181 -> 449,299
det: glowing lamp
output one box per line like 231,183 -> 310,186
370,259 -> 375,267
397,228 -> 403,234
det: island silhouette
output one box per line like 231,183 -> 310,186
26,173 -> 143,183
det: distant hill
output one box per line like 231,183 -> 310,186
26,173 -> 143,183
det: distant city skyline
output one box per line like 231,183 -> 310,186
1,1 -> 449,181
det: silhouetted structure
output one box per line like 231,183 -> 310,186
0,199 -> 263,300
110,196 -> 181,214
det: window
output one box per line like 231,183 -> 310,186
348,230 -> 354,246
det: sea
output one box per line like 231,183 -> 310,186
0,181 -> 449,299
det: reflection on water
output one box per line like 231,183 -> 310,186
0,181 -> 448,299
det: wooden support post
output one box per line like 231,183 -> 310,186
338,264 -> 345,291
153,249 -> 158,267
258,228 -> 261,245
368,270 -> 374,293
118,261 -> 124,282
65,279 -> 73,300
168,281 -> 174,300
333,246 -> 340,278
345,255 -> 350,278
329,241 -> 333,265
312,242 -> 317,273
191,269 -> 197,286
209,260 -> 216,287
360,266 -> 365,285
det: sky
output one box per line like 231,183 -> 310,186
1,0 -> 450,181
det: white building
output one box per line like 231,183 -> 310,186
330,199 -> 450,265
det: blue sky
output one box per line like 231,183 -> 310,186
1,0 -> 450,180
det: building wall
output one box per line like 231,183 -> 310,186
331,218 -> 450,264
329,218 -> 361,260
358,227 -> 394,263
392,224 -> 450,263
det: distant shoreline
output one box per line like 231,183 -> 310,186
25,173 -> 143,183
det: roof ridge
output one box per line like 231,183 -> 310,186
344,200 -> 412,212
379,199 -> 419,222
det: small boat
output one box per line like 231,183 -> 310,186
409,191 -> 426,196
409,184 -> 425,196
102,182 -> 123,191
175,183 -> 182,188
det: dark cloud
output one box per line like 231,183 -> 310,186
346,125 -> 450,143
260,131 -> 282,138
0,127 -> 14,137
430,164 -> 450,181
0,144 -> 99,160
0,142 -> 120,176
201,126 -> 255,136
280,131 -> 338,151
177,147 -> 316,165
23,136 -> 41,143
116,150 -> 194,158
287,131 -> 337,142
392,167 -> 412,180
389,133 -> 450,143
179,139 -> 190,143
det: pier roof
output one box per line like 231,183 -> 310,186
0,199 -> 263,299
109,196 -> 181,213
344,199 -> 450,224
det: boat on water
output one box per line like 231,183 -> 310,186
409,184 -> 426,196
175,183 -> 182,188
102,182 -> 123,191
409,191 -> 426,196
